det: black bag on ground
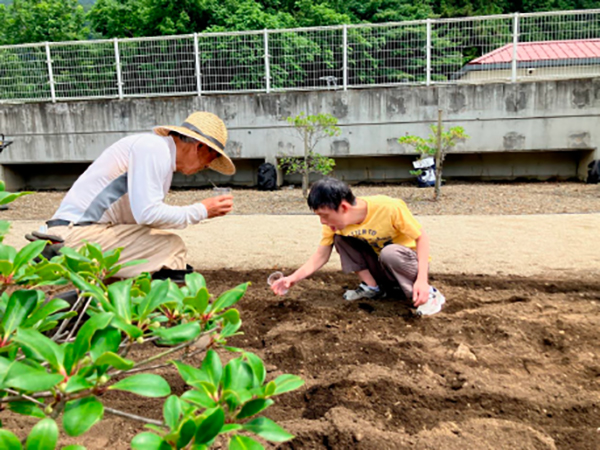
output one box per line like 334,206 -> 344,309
587,160 -> 600,184
257,162 -> 277,191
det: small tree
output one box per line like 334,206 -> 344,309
398,114 -> 469,200
279,113 -> 340,198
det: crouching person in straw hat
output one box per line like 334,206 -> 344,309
29,111 -> 235,281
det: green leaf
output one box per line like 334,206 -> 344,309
201,349 -> 222,387
102,248 -> 122,270
0,429 -> 22,449
89,327 -> 121,361
14,328 -> 63,370
13,240 -> 47,272
184,272 -> 206,294
229,435 -> 264,450
60,247 -> 92,263
153,322 -> 200,345
163,395 -> 181,430
94,352 -> 134,370
3,358 -> 63,391
137,280 -> 170,322
2,289 -> 39,339
180,388 -> 216,409
244,352 -> 266,385
65,375 -> 94,394
68,273 -> 111,311
263,381 -> 276,397
236,399 -> 274,419
211,283 -> 248,313
177,419 -> 197,449
172,361 -> 208,385
223,359 -> 254,391
61,446 -> 87,450
0,259 -> 13,276
26,418 -> 59,450
194,407 -> 224,444
183,287 -> 209,315
72,312 -> 114,364
220,309 -> 240,325
107,280 -> 133,323
0,244 -> 17,262
63,397 -> 104,437
83,242 -> 104,264
273,374 -> 305,395
109,374 -> 171,397
243,417 -> 294,443
110,315 -> 143,339
22,298 -> 70,329
131,432 -> 170,450
0,191 -> 32,206
8,401 -> 45,418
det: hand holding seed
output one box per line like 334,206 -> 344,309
201,195 -> 233,218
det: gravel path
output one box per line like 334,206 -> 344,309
3,182 -> 600,220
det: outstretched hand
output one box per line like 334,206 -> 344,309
201,195 -> 233,218
271,276 -> 294,296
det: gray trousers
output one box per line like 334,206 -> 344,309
333,235 -> 420,298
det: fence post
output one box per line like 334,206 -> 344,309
342,24 -> 348,91
511,13 -> 520,83
264,29 -> 271,93
426,19 -> 432,86
194,33 -> 202,96
44,43 -> 56,103
114,38 -> 124,100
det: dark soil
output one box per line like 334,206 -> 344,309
3,270 -> 600,449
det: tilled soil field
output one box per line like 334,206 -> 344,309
4,270 -> 598,449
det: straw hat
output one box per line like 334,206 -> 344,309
153,111 -> 236,175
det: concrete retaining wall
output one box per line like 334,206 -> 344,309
1,78 -> 598,189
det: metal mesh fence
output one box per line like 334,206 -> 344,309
519,10 -> 600,80
432,16 -> 514,83
197,31 -> 265,93
269,27 -> 343,90
347,22 -> 428,86
1,9 -> 600,102
120,37 -> 196,97
0,44 -> 50,101
50,40 -> 118,100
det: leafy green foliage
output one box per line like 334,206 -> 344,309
0,186 -> 302,449
133,350 -> 304,448
398,124 -> 469,158
279,113 -> 340,197
0,0 -> 88,45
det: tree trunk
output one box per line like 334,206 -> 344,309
302,128 -> 309,198
434,110 -> 443,201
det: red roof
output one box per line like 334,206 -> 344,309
469,39 -> 600,65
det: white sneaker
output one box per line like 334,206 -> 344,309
416,286 -> 446,316
343,282 -> 382,301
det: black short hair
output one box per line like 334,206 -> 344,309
307,177 -> 356,211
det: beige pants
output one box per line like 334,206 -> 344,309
49,224 -> 187,278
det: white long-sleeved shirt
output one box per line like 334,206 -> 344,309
52,134 -> 207,229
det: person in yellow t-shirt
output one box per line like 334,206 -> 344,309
271,177 -> 445,309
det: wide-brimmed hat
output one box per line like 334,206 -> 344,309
153,111 -> 236,175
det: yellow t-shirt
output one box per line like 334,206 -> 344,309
319,195 -> 422,254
